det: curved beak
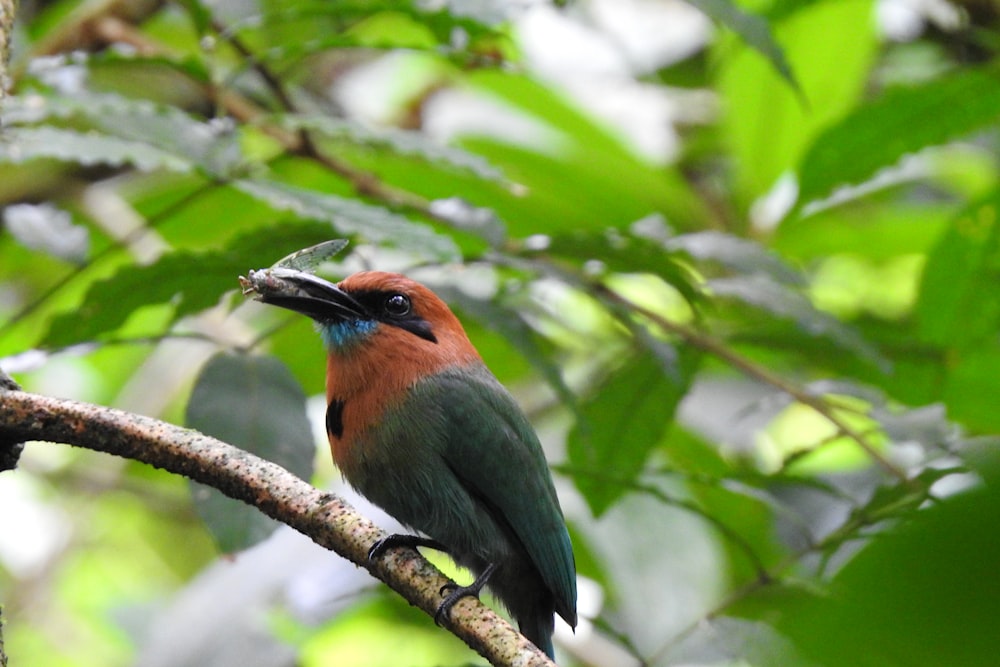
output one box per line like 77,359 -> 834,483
239,267 -> 366,323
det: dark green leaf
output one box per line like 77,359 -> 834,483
798,67 -> 1000,206
774,462 -> 1000,667
234,179 -> 460,262
709,274 -> 887,369
667,231 -> 804,285
543,230 -> 703,307
41,221 -> 336,348
185,352 -> 315,552
568,347 -> 700,516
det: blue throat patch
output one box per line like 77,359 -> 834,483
319,319 -> 378,351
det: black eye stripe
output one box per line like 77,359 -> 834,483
345,288 -> 437,344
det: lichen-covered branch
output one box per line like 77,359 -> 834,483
0,0 -> 15,108
0,387 -> 554,667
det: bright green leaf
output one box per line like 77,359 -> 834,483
798,67 -> 1000,206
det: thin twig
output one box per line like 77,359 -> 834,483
595,285 -> 911,482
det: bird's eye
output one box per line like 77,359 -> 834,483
384,293 -> 411,317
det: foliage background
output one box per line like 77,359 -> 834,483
1,0 -> 1000,666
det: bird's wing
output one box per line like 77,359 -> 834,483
430,364 -> 578,626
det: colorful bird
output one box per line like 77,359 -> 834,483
241,266 -> 577,658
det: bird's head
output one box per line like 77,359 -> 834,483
241,268 -> 478,360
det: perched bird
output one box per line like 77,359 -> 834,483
241,267 -> 577,658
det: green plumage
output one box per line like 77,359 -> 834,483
342,362 -> 577,656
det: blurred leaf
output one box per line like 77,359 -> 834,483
709,274 -> 887,369
667,231 -> 804,284
234,179 -> 460,262
798,67 -> 1000,207
4,92 -> 245,178
41,221 -> 335,348
0,126 -> 193,172
719,0 -> 878,204
689,0 -> 798,90
568,347 -> 700,516
915,193 -> 1000,349
544,230 -> 703,306
774,464 -> 1000,667
185,352 -> 315,552
280,114 -> 508,183
944,346 -> 1000,433
441,287 -> 577,409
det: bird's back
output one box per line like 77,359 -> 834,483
337,362 -> 577,644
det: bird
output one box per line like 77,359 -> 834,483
242,267 -> 577,659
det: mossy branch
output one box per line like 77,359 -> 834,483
0,384 -> 555,667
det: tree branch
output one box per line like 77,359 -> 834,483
0,387 -> 555,667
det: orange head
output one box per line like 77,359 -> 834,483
246,268 -> 482,459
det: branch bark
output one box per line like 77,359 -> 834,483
0,386 -> 555,667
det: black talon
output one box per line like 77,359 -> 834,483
368,534 -> 448,562
433,563 -> 497,626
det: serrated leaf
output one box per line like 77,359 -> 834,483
41,221 -> 336,348
0,126 -> 192,172
708,274 -> 887,369
568,347 -> 700,516
4,92 -> 245,177
234,179 -> 459,262
798,67 -> 1000,206
185,352 -> 315,552
279,114 -> 508,183
544,230 -> 703,306
916,193 -> 1000,349
667,231 -> 804,285
689,0 -> 798,90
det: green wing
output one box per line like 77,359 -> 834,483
429,364 -> 578,625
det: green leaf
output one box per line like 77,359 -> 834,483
568,347 -> 700,516
774,461 -> 1000,667
718,0 -> 878,205
709,274 -> 887,369
4,92 -> 245,177
278,114 -> 508,183
915,193 -> 1000,349
185,352 -> 315,552
543,229 -> 703,307
689,0 -> 798,90
233,179 -> 460,262
667,231 -> 804,285
798,67 -> 1000,206
0,126 -> 192,172
41,221 -> 336,348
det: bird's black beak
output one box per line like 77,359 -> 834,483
239,267 -> 366,323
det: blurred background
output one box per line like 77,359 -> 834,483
1,0 -> 1000,665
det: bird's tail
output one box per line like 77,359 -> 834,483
517,608 -> 556,660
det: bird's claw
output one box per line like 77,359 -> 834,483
367,534 -> 447,562
432,562 -> 497,626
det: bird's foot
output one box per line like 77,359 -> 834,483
434,562 -> 497,626
368,534 -> 448,562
